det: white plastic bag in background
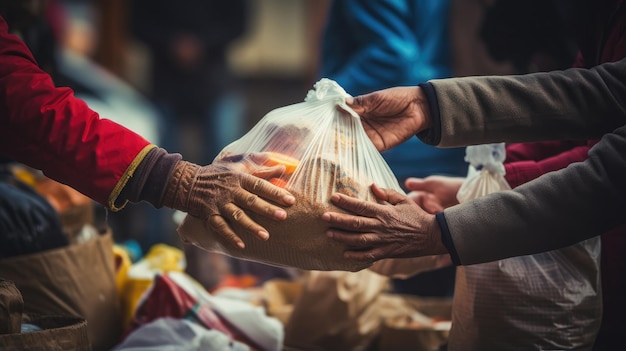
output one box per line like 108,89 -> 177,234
177,78 -> 404,272
448,144 -> 602,351
456,143 -> 510,202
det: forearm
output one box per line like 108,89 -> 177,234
440,125 -> 626,265
418,58 -> 626,147
0,17 -> 151,206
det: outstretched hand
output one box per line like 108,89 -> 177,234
321,183 -> 448,263
405,176 -> 464,213
164,161 -> 295,249
345,86 -> 431,152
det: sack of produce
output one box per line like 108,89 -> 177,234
177,79 -> 404,271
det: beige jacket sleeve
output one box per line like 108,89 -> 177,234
419,58 -> 626,265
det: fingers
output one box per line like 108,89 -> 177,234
250,165 -> 285,179
240,174 -> 295,206
324,230 -> 389,262
326,192 -> 384,219
221,202 -> 270,242
345,95 -> 364,114
405,177 -> 428,191
233,188 -> 287,221
322,210 -> 381,231
408,191 -> 444,214
371,183 -> 407,205
206,214 -> 245,249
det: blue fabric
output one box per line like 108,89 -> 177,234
320,0 -> 467,187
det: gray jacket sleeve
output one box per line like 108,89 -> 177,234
419,58 -> 626,265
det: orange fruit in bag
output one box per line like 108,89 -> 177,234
264,152 -> 300,174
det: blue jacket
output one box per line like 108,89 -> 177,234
319,0 -> 467,183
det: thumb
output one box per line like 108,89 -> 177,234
345,95 -> 365,114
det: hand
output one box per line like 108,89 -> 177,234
405,176 -> 465,212
345,86 -> 431,152
321,183 -> 448,263
163,161 -> 296,249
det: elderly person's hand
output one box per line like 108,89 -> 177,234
322,183 -> 447,263
345,86 -> 431,152
163,160 -> 295,249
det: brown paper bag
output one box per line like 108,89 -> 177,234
0,229 -> 121,351
283,270 -> 389,351
376,295 -> 452,351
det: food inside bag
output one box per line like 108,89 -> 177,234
177,79 -> 404,272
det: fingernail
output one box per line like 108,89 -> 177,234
284,194 -> 296,204
258,230 -> 270,240
321,213 -> 330,221
237,241 -> 245,249
326,230 -> 334,238
274,209 -> 287,220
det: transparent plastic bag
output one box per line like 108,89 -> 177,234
177,79 -> 404,272
448,144 -> 601,350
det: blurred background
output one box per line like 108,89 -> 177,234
10,0 -> 574,293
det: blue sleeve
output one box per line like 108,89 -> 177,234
319,0 -> 452,96
320,0 -> 420,95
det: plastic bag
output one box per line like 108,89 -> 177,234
113,317 -> 249,351
448,144 -> 602,350
455,143 -> 510,202
177,78 -> 404,272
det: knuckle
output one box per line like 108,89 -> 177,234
208,215 -> 227,230
350,217 -> 364,230
359,234 -> 369,246
232,208 -> 245,221
245,194 -> 258,207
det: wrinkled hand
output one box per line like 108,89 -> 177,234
345,86 -> 431,152
405,176 -> 465,213
321,184 -> 448,263
163,161 -> 295,249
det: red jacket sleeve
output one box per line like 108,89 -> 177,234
504,141 -> 596,188
0,16 -> 152,206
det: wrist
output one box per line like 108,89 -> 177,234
162,160 -> 200,213
426,213 -> 448,255
415,86 -> 432,132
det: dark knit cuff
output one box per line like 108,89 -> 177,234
436,211 -> 461,266
119,147 -> 182,208
416,82 -> 442,146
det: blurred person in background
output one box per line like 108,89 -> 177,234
129,0 -> 299,292
0,11 -> 296,255
129,0 -> 248,166
317,0 -> 466,299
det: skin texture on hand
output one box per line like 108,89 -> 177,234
405,176 -> 465,212
345,86 -> 431,152
163,161 -> 295,249
321,183 -> 448,263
